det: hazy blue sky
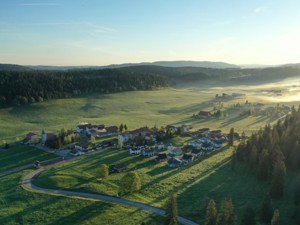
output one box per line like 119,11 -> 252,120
0,0 -> 300,65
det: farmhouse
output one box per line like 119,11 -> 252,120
168,158 -> 182,168
191,149 -> 202,157
156,153 -> 168,162
41,132 -> 58,145
143,148 -> 157,156
181,154 -> 194,164
130,147 -> 141,155
169,147 -> 183,156
197,111 -> 212,118
24,132 -> 39,144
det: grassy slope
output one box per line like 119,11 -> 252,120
0,145 -> 57,173
0,171 -> 163,225
34,145 -> 298,224
0,86 -> 288,143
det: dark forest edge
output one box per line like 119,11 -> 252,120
1,63 -> 300,107
0,68 -> 172,107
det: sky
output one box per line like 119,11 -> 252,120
0,0 -> 300,66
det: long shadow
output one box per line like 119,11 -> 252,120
48,202 -> 112,225
220,115 -> 247,128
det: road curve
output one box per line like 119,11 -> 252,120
21,163 -> 199,225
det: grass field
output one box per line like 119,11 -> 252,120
2,79 -> 299,143
0,144 -> 57,173
0,170 -> 164,225
33,144 -> 298,224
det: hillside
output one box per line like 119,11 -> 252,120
0,63 -> 32,72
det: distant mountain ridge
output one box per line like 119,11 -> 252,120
6,60 -> 239,71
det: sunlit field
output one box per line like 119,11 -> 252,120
2,78 -> 300,143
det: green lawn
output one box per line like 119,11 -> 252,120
0,86 -> 291,143
0,170 -> 164,225
0,144 -> 57,173
33,144 -> 298,224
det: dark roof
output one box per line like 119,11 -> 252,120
130,126 -> 151,135
156,153 -> 167,160
198,111 -> 211,116
26,132 -> 37,139
182,154 -> 193,160
168,158 -> 182,164
46,133 -> 58,141
106,126 -> 118,133
192,149 -> 201,154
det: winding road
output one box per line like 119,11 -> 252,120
21,162 -> 199,225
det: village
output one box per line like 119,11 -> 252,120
22,120 -> 240,170
20,92 -> 294,171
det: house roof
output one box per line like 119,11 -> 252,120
157,153 -> 167,159
130,126 -> 151,135
182,154 -> 193,160
198,111 -> 211,116
168,158 -> 182,164
26,132 -> 37,139
45,133 -> 58,141
192,149 -> 201,154
106,126 -> 118,133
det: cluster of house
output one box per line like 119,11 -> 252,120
239,102 -> 291,117
76,123 -> 118,138
127,143 -> 203,168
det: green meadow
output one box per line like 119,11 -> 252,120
0,145 -> 57,173
34,144 -> 297,224
0,170 -> 163,225
2,80 -> 297,143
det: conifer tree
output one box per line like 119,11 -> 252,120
249,145 -> 258,170
165,194 -> 178,225
216,198 -> 235,225
240,206 -> 256,225
260,194 -> 273,224
271,209 -> 280,225
228,128 -> 234,146
257,149 -> 270,181
294,176 -> 300,205
205,199 -> 217,225
98,164 -> 109,178
270,159 -> 286,199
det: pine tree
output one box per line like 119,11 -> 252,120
216,198 -> 235,225
124,124 -> 128,131
249,145 -> 258,170
260,194 -> 273,224
271,209 -> 280,225
257,149 -> 270,181
240,206 -> 256,225
165,194 -> 178,225
270,160 -> 286,199
119,123 -> 124,132
228,128 -> 234,146
205,199 -> 217,225
294,176 -> 300,205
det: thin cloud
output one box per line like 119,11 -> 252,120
17,3 -> 62,6
253,7 -> 265,14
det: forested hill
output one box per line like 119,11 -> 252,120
0,64 -> 33,72
0,69 -> 172,107
120,65 -> 300,83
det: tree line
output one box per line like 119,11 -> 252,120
0,68 -> 172,107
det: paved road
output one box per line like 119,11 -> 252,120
21,162 -> 199,225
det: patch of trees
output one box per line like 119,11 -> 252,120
0,69 -> 172,107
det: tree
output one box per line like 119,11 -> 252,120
217,198 -> 235,225
205,199 -> 217,225
59,128 -> 66,144
240,206 -> 256,225
257,149 -> 270,181
119,172 -> 141,195
294,176 -> 300,205
249,145 -> 258,170
228,128 -> 234,146
270,160 -> 286,199
260,194 -> 273,224
124,124 -> 128,131
271,209 -> 280,225
117,140 -> 123,149
119,123 -> 124,132
98,164 -> 109,178
165,194 -> 178,225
